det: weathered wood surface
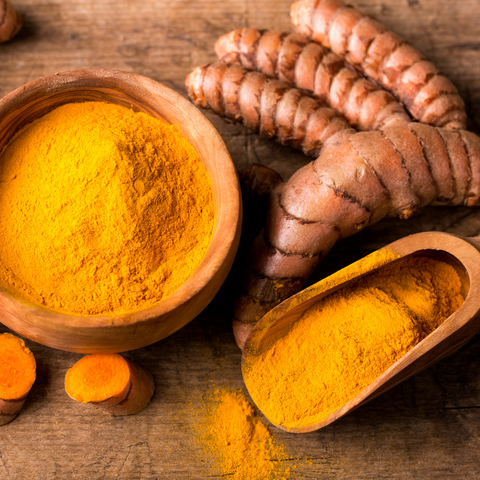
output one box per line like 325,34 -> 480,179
1,0 -> 480,478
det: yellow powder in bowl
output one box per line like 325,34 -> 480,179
0,101 -> 215,315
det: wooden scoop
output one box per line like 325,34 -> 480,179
241,231 -> 480,433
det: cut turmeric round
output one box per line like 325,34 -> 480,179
0,333 -> 36,401
65,354 -> 131,403
65,353 -> 155,415
0,332 -> 36,426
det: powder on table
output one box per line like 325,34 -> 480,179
0,101 -> 215,315
195,387 -> 294,480
243,255 -> 464,430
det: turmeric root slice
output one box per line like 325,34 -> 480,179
290,0 -> 466,129
215,28 -> 410,131
0,0 -> 23,43
0,333 -> 36,426
65,354 -> 155,416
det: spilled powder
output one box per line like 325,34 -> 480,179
194,387 -> 295,479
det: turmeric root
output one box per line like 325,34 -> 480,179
290,0 -> 466,130
187,2 -> 476,348
0,0 -> 22,43
241,164 -> 283,204
65,354 -> 155,416
186,61 -> 480,348
0,333 -> 36,426
232,123 -> 480,347
215,28 -> 410,131
186,61 -> 353,158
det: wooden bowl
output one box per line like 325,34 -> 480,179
0,68 -> 242,353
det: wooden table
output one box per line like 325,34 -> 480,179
1,0 -> 480,478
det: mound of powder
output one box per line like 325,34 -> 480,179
0,102 -> 215,315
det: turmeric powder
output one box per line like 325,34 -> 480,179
196,387 -> 294,479
0,102 -> 215,315
243,254 -> 464,430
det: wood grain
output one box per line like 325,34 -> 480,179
0,0 -> 480,478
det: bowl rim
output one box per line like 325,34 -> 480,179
0,68 -> 241,334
